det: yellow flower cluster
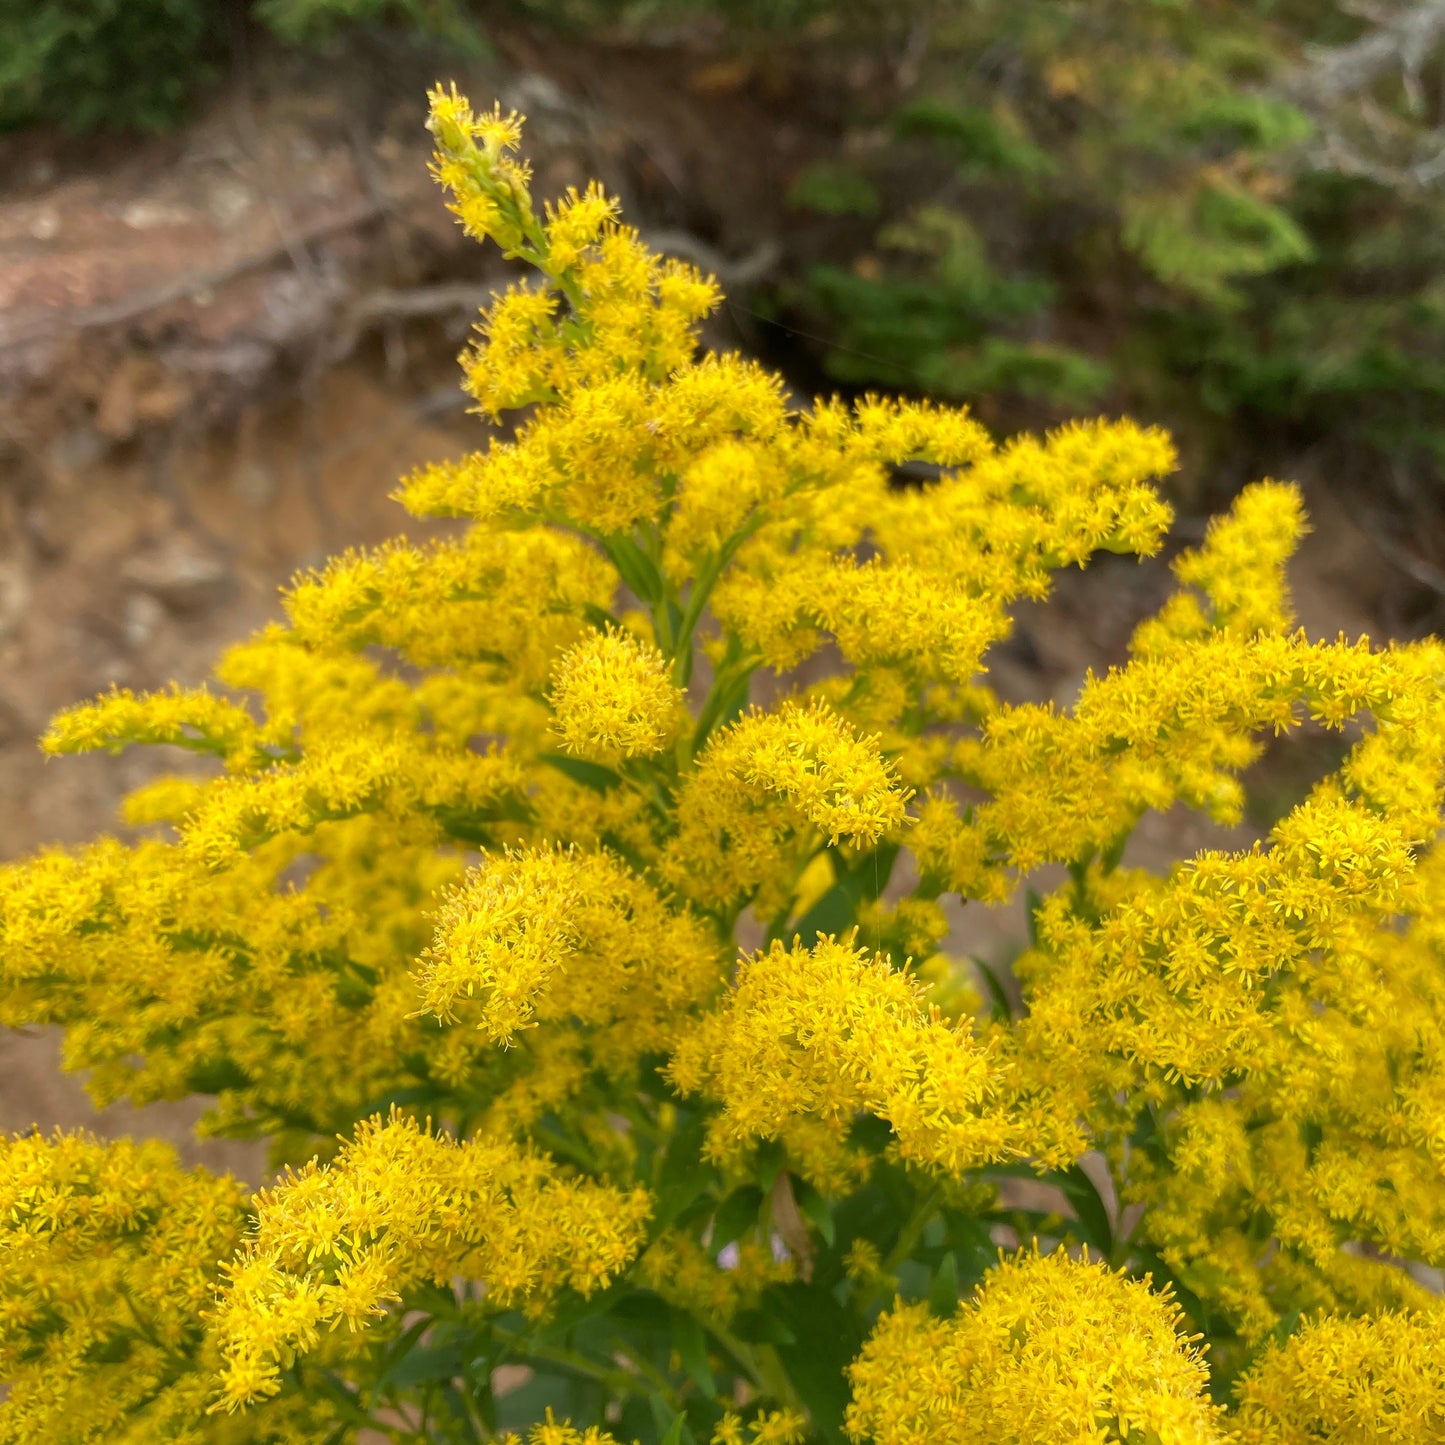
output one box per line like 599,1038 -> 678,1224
1134,479 -> 1305,650
1231,1309 -> 1445,1442
212,1111 -> 650,1409
43,683 -> 268,768
504,1411 -> 631,1445
713,1410 -> 808,1445
636,1230 -> 796,1325
668,937 -> 1024,1179
0,817 -> 497,1147
3,84 -> 1444,1444
663,703 -> 913,917
550,628 -> 682,761
845,1248 -> 1223,1445
0,1130 -> 337,1444
416,845 -> 723,1063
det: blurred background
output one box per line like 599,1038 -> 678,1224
2,0 -> 1445,1169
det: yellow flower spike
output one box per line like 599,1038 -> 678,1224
42,683 -> 262,767
550,627 -> 683,762
749,1409 -> 808,1445
713,1413 -> 747,1445
1134,480 -> 1308,657
427,86 -> 533,255
543,182 -> 620,271
511,1414 -> 629,1445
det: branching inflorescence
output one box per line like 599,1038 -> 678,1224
2,86 -> 1444,1443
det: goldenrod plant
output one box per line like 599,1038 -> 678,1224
4,87 -> 1445,1443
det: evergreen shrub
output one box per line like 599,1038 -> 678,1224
786,0 -> 1445,498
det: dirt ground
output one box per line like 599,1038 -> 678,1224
0,25 -> 1410,1185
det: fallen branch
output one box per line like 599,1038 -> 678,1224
0,189 -> 430,352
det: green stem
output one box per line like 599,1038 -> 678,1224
512,1336 -> 681,1409
882,1184 -> 943,1278
669,519 -> 765,688
753,1343 -> 807,1415
531,1123 -> 601,1174
610,1340 -> 687,1410
700,1317 -> 768,1394
112,1285 -> 192,1373
690,650 -> 761,761
854,1186 -> 946,1333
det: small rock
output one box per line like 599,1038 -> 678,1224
207,178 -> 254,228
123,591 -> 166,649
121,538 -> 230,613
119,199 -> 194,231
0,562 -> 29,641
96,357 -> 188,441
232,459 -> 278,510
46,424 -> 106,488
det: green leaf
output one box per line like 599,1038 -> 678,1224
971,957 -> 1014,1022
601,1290 -> 673,1342
1054,1164 -> 1113,1258
893,99 -> 1055,180
650,1395 -> 696,1445
928,1251 -> 960,1315
755,1139 -> 786,1194
1174,91 -> 1313,152
602,534 -> 665,605
1023,887 -> 1044,947
693,669 -> 753,755
652,1111 -> 716,1236
672,1310 -> 716,1395
379,1331 -> 466,1391
1270,1307 -> 1304,1347
183,1057 -> 252,1095
941,1211 -> 996,1291
537,752 -> 623,794
787,876 -> 858,945
435,1380 -> 484,1442
495,1371 -> 598,1435
581,603 -> 624,633
1100,829 -> 1130,876
766,1282 -> 862,1445
788,162 -> 880,217
730,1307 -> 796,1346
786,843 -> 901,946
532,1280 -> 625,1345
660,597 -> 684,649
845,1114 -> 894,1155
794,1179 -> 837,1247
712,1185 -> 765,1248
